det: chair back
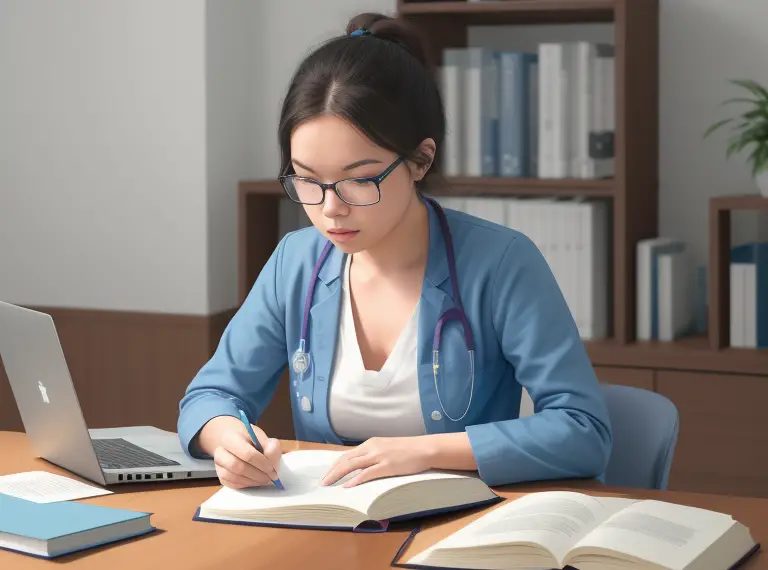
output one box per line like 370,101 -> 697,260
601,383 -> 679,490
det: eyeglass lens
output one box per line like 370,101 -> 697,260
283,178 -> 379,205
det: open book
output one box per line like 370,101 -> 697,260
193,450 -> 500,532
393,491 -> 759,570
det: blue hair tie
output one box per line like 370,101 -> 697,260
350,29 -> 370,37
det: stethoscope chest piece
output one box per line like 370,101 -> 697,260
292,349 -> 310,375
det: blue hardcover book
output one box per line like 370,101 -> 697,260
498,52 -> 537,178
192,449 -> 501,533
731,242 -> 768,347
0,493 -> 154,558
465,47 -> 499,176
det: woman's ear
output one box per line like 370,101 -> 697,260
409,138 -> 437,181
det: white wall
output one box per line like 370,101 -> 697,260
0,0 -> 395,315
2,0 -> 763,316
0,1 -> 209,314
205,0 -> 260,313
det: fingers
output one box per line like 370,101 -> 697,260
217,466 -> 265,489
344,463 -> 390,488
262,437 -> 283,473
249,423 -> 271,449
214,445 -> 274,487
321,453 -> 373,486
221,431 -> 279,481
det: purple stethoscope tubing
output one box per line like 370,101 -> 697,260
291,197 -> 476,421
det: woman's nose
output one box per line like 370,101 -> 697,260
322,187 -> 349,217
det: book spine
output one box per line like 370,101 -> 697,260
441,48 -> 465,177
465,48 -> 483,176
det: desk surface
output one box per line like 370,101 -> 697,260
0,431 -> 765,569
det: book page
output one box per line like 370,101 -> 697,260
200,450 -> 482,516
567,500 -> 738,569
201,450 -> 359,512
0,471 -> 113,503
415,491 -> 635,565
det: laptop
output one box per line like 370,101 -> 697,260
0,301 -> 217,486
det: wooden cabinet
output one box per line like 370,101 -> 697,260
594,366 -> 654,390
657,370 -> 768,498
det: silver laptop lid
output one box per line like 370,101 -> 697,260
0,301 -> 106,485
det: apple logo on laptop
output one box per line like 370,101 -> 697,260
37,380 -> 50,403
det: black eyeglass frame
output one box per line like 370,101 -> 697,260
278,156 -> 405,206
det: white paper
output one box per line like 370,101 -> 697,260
0,471 -> 113,503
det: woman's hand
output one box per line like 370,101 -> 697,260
320,436 -> 437,488
198,415 -> 283,489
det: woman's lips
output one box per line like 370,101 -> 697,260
327,229 -> 359,243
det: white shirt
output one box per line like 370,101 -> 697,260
328,255 -> 426,441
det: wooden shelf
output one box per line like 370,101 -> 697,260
586,336 -> 768,377
710,194 -> 768,211
240,180 -> 282,196
399,0 -> 615,25
240,177 -> 614,199
433,177 -> 614,197
708,194 -> 768,350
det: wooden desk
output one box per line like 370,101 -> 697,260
1,431 -> 765,569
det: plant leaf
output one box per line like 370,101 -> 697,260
735,122 -> 768,143
743,107 -> 768,121
745,143 -> 768,176
720,97 -> 761,107
726,137 -> 750,159
703,117 -> 733,138
730,79 -> 768,102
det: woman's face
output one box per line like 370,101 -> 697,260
289,114 -> 423,254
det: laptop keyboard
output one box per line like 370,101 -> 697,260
92,438 -> 181,470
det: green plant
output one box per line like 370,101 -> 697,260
704,79 -> 768,176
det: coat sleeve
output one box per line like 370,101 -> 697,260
464,233 -> 613,486
177,235 -> 289,458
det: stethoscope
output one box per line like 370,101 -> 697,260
291,197 -> 475,422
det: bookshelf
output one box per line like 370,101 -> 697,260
709,194 -> 768,350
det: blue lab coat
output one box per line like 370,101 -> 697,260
178,200 -> 612,487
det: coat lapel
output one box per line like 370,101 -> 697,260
305,243 -> 345,443
417,201 -> 461,434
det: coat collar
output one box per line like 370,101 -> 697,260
315,198 -> 451,290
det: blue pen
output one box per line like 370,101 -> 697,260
237,409 -> 285,490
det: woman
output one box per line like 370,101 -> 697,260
178,13 -> 612,490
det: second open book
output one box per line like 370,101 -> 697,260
393,490 -> 759,570
193,449 -> 500,532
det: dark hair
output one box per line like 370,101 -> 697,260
277,13 -> 444,192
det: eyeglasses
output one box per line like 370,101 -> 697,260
278,156 -> 404,206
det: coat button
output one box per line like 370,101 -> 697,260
431,410 -> 442,421
301,396 -> 312,412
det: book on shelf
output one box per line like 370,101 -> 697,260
393,490 -> 760,570
730,241 -> 768,348
636,237 -> 695,342
0,493 -> 155,559
193,450 -> 500,532
436,41 -> 614,181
